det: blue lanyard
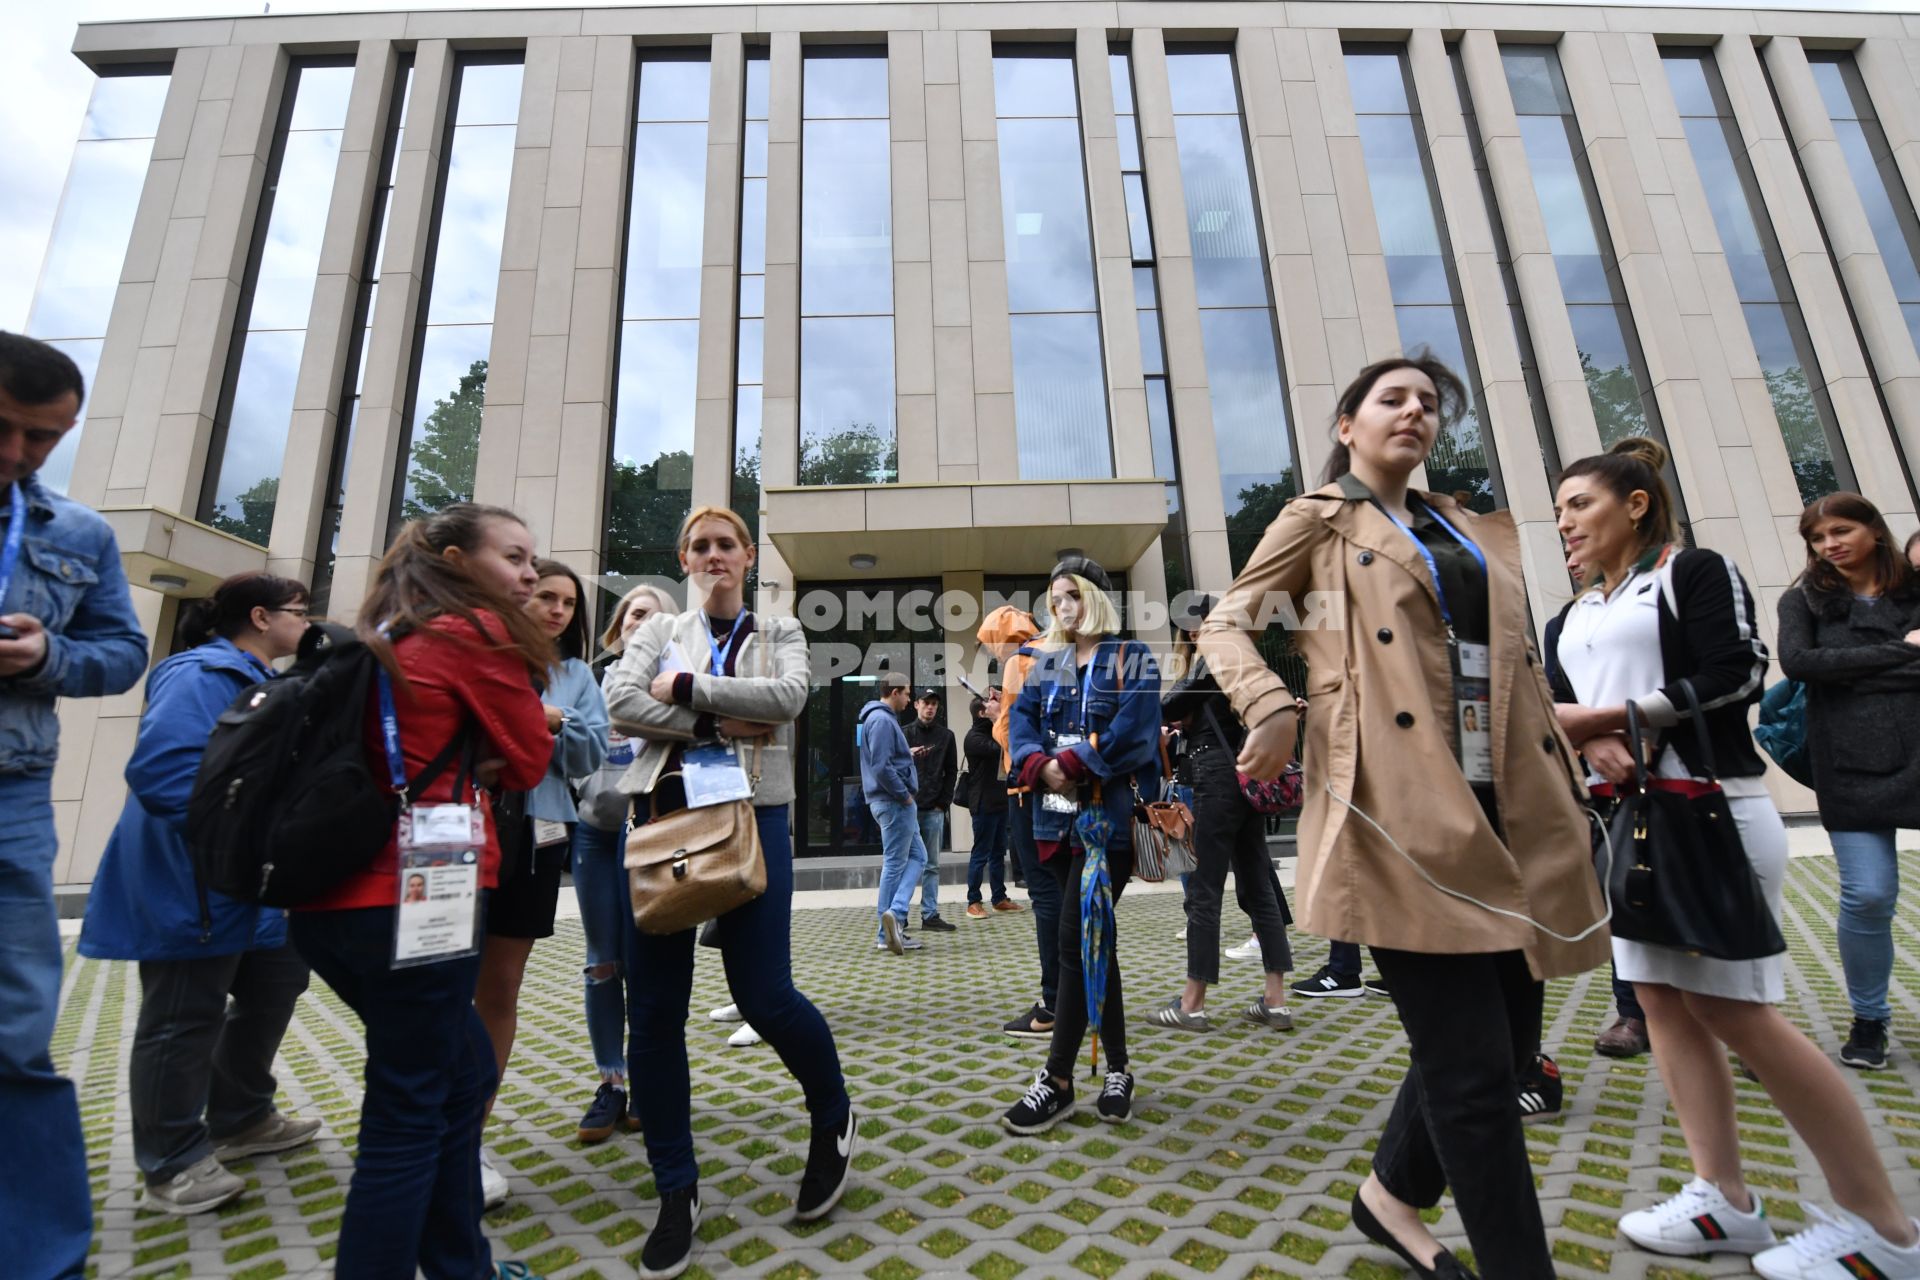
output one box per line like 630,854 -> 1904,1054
706,616 -> 745,675
1379,500 -> 1488,634
0,482 -> 24,613
1044,649 -> 1101,729
375,666 -> 408,793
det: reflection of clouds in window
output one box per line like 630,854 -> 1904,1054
289,65 -> 354,131
28,139 -> 155,340
424,124 -> 516,324
994,56 -> 1078,118
250,130 -> 343,329
637,60 -> 712,122
1808,55 -> 1920,328
1009,314 -> 1108,479
1166,51 -> 1239,115
32,339 -> 101,496
800,316 -> 895,474
1198,309 -> 1289,494
208,330 -> 304,531
81,73 -> 170,141
624,121 -> 708,321
998,117 -> 1098,314
614,320 -> 699,466
1173,115 -> 1267,308
801,118 -> 893,316
1517,118 -> 1600,266
455,63 -> 523,126
803,55 -> 888,120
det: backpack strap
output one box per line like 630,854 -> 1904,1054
405,726 -> 474,805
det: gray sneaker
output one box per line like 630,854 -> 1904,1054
1148,1002 -> 1213,1031
1240,1000 -> 1294,1031
213,1111 -> 322,1162
146,1154 -> 246,1216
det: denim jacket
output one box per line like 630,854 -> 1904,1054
0,474 -> 149,775
1009,636 -> 1161,846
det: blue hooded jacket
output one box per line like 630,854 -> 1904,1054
79,638 -> 287,961
857,698 -> 917,805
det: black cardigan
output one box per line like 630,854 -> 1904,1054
1776,580 -> 1920,830
1545,547 -> 1771,780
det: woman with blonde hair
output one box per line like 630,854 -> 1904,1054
606,506 -> 852,1279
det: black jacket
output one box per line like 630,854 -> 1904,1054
1546,547 -> 1770,780
903,717 -> 958,811
962,715 -> 1007,815
1777,580 -> 1920,830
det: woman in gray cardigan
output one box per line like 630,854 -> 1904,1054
605,506 -> 854,1280
1778,492 -> 1920,1073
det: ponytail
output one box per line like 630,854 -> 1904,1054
172,572 -> 309,652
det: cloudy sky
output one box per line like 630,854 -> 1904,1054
0,0 -> 1910,333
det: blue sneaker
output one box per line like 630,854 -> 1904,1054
578,1080 -> 632,1144
495,1264 -> 545,1279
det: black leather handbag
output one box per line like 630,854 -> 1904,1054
1605,682 -> 1785,961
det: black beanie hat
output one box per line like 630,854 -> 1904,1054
1049,555 -> 1113,595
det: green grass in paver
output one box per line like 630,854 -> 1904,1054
864,1259 -> 922,1280
968,1253 -> 1025,1280
1172,1238 -> 1232,1271
923,1227 -> 970,1258
767,1263 -> 817,1280
1074,1244 -> 1128,1276
1016,1222 -> 1068,1253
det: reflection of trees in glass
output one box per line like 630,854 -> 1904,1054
605,448 -> 692,582
1763,365 -> 1838,506
207,476 -> 279,546
403,358 -> 487,521
1226,472 -> 1297,574
799,421 -> 898,486
1578,348 -> 1649,446
1424,411 -> 1498,515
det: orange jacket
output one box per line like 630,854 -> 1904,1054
977,605 -> 1040,774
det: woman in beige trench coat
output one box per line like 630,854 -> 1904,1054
1199,355 -> 1608,1279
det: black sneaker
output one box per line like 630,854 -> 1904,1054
1003,1004 -> 1055,1040
1096,1069 -> 1135,1123
637,1185 -> 700,1279
577,1081 -> 630,1144
794,1107 -> 856,1221
1362,976 -> 1391,998
1841,1017 -> 1890,1070
1516,1053 -> 1563,1120
920,914 -> 957,933
1292,965 -> 1364,999
1002,1072 -> 1074,1133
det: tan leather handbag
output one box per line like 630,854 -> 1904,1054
626,733 -> 767,935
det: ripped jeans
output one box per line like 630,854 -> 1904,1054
572,819 -> 631,1079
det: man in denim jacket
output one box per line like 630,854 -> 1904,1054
0,333 -> 149,1279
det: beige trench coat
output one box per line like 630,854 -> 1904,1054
1198,483 -> 1609,981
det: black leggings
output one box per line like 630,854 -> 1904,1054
1045,842 -> 1133,1081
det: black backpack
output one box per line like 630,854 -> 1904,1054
189,621 -> 469,907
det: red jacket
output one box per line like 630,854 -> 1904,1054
303,612 -> 553,912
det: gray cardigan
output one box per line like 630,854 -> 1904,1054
604,608 -> 809,808
1777,583 -> 1920,831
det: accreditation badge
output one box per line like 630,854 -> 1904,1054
393,803 -> 483,968
1453,641 -> 1493,784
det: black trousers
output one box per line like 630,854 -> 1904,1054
1370,946 -> 1553,1278
1184,742 -> 1293,984
1044,843 -> 1132,1081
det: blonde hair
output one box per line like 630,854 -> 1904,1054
600,583 -> 678,652
677,506 -> 754,556
1042,574 -> 1122,645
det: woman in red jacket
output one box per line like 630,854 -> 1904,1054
288,503 -> 555,1280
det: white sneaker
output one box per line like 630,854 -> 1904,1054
1754,1206 -> 1920,1280
709,1003 -> 743,1023
1619,1178 -> 1775,1256
727,1023 -> 764,1047
1225,936 -> 1262,961
480,1150 -> 510,1210
145,1154 -> 245,1215
1174,927 -> 1187,941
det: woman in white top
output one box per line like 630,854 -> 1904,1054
1548,437 -> 1919,1278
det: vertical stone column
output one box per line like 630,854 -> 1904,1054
691,35 -> 745,512
891,31 -> 938,483
924,29 -> 979,481
1128,30 -> 1230,592
1856,37 -> 1920,217
1406,30 -> 1568,627
1459,31 -> 1605,467
1558,30 -> 1770,590
1077,29 -> 1151,480
757,31 -> 802,600
957,30 -> 1017,482
331,40 -> 455,613
266,41 -> 399,586
1768,37 -> 1920,497
1718,37 -> 1918,529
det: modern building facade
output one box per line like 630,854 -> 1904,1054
28,0 -> 1920,891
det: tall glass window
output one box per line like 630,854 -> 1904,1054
1807,52 -> 1920,358
1451,46 -> 1559,479
800,49 -> 894,485
1112,48 -> 1189,599
1166,48 -> 1296,572
1502,46 -> 1664,448
312,58 -> 413,616
25,68 -> 171,495
1346,46 -> 1499,511
731,48 -> 769,541
605,53 -> 710,591
199,61 -> 355,544
391,55 -> 521,531
1667,50 -> 1850,504
993,47 -> 1111,480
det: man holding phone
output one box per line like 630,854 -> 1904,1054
0,332 -> 149,1279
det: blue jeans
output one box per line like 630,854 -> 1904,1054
572,820 -> 631,1079
870,796 -> 926,943
1007,798 -> 1061,1011
916,808 -> 945,921
289,906 -> 495,1280
0,771 -> 90,1280
1330,940 -> 1362,982
967,809 -> 1008,904
627,806 -> 849,1193
1831,829 -> 1900,1022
